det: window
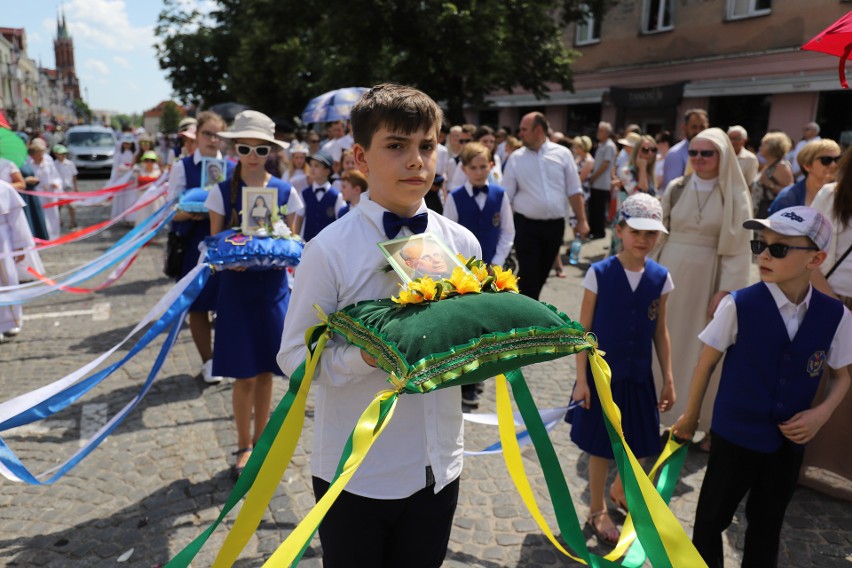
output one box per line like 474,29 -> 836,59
643,0 -> 673,33
575,4 -> 601,45
727,0 -> 771,20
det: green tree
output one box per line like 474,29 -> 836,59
160,101 -> 182,134
72,98 -> 92,123
156,0 -> 615,123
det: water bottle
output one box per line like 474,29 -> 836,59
568,236 -> 582,265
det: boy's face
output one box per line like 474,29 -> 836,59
462,154 -> 492,187
754,229 -> 825,285
353,124 -> 437,217
310,161 -> 331,184
340,180 -> 357,202
615,225 -> 660,259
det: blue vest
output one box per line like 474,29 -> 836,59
337,203 -> 351,218
713,283 -> 844,453
301,186 -> 340,241
450,185 -> 504,264
219,176 -> 292,228
590,256 -> 668,385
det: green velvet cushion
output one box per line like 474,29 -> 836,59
328,292 -> 590,394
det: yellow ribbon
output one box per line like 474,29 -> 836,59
263,389 -> 400,567
211,329 -> 328,567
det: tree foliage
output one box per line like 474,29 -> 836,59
156,0 -> 615,123
160,101 -> 182,134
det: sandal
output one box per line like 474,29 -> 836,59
230,447 -> 252,481
609,487 -> 628,512
586,510 -> 620,547
697,433 -> 711,453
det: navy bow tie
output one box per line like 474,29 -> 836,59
382,211 -> 428,239
314,186 -> 325,194
472,185 -> 488,195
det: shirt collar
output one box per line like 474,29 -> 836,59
358,191 -> 429,236
464,181 -> 487,195
192,149 -> 223,165
764,281 -> 812,311
314,181 -> 331,191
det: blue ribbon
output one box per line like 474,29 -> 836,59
0,266 -> 209,484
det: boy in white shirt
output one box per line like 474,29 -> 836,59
278,84 -> 480,568
53,145 -> 78,228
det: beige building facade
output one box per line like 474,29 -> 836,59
475,0 -> 851,146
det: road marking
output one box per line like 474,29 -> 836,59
24,302 -> 111,322
79,403 -> 109,447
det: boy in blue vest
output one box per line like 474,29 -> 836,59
296,150 -> 345,241
673,206 -> 852,568
277,84 -> 480,568
443,141 -> 515,408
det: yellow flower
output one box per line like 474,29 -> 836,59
448,267 -> 481,295
392,287 -> 425,305
469,262 -> 489,283
492,265 -> 519,293
409,276 -> 440,301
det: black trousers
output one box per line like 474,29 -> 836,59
312,476 -> 460,568
692,432 -> 803,568
513,213 -> 565,300
588,189 -> 610,239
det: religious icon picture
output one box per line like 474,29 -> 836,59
200,157 -> 227,190
241,187 -> 277,235
378,233 -> 471,284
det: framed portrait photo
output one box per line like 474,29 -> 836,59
200,157 -> 227,189
377,233 -> 470,284
241,187 -> 277,235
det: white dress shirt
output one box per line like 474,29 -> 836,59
699,282 -> 852,369
167,149 -> 224,201
442,182 -> 515,266
502,140 -> 582,220
277,193 -> 481,498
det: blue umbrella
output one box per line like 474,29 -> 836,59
301,87 -> 369,124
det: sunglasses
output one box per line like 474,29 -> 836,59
235,143 -> 272,157
640,146 -> 657,153
750,240 -> 818,259
817,155 -> 841,166
688,149 -> 716,158
459,138 -> 472,144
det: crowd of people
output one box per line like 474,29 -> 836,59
2,85 -> 851,568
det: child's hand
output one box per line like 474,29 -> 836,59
360,350 -> 378,368
572,381 -> 591,410
671,414 -> 698,443
778,407 -> 830,445
658,383 -> 676,412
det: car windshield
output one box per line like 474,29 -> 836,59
67,132 -> 115,147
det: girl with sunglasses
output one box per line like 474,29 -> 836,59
205,110 -> 304,481
768,139 -> 841,215
654,128 -> 753,451
806,146 -> 852,489
611,135 -> 658,255
167,111 -> 231,385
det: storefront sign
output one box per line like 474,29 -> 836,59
609,83 -> 685,108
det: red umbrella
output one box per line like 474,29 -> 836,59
0,110 -> 10,130
802,11 -> 852,88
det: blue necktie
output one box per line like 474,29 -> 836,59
382,211 -> 428,239
472,185 -> 488,196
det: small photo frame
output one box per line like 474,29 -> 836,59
378,233 -> 470,284
201,157 -> 227,189
241,187 -> 277,235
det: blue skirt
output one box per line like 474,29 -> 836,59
173,218 -> 219,312
568,370 -> 661,459
212,269 -> 289,379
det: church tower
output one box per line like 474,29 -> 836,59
54,9 -> 80,101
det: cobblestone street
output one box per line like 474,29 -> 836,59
0,180 -> 850,567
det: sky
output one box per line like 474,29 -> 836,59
5,1 -> 211,115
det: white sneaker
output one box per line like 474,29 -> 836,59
5,327 -> 20,337
201,359 -> 223,384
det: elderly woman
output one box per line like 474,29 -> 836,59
806,148 -> 852,488
753,132 -> 794,218
573,135 -> 595,193
768,138 -> 841,214
654,128 -> 753,447
24,138 -> 62,241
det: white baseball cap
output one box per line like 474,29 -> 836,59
743,206 -> 832,251
619,193 -> 668,234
